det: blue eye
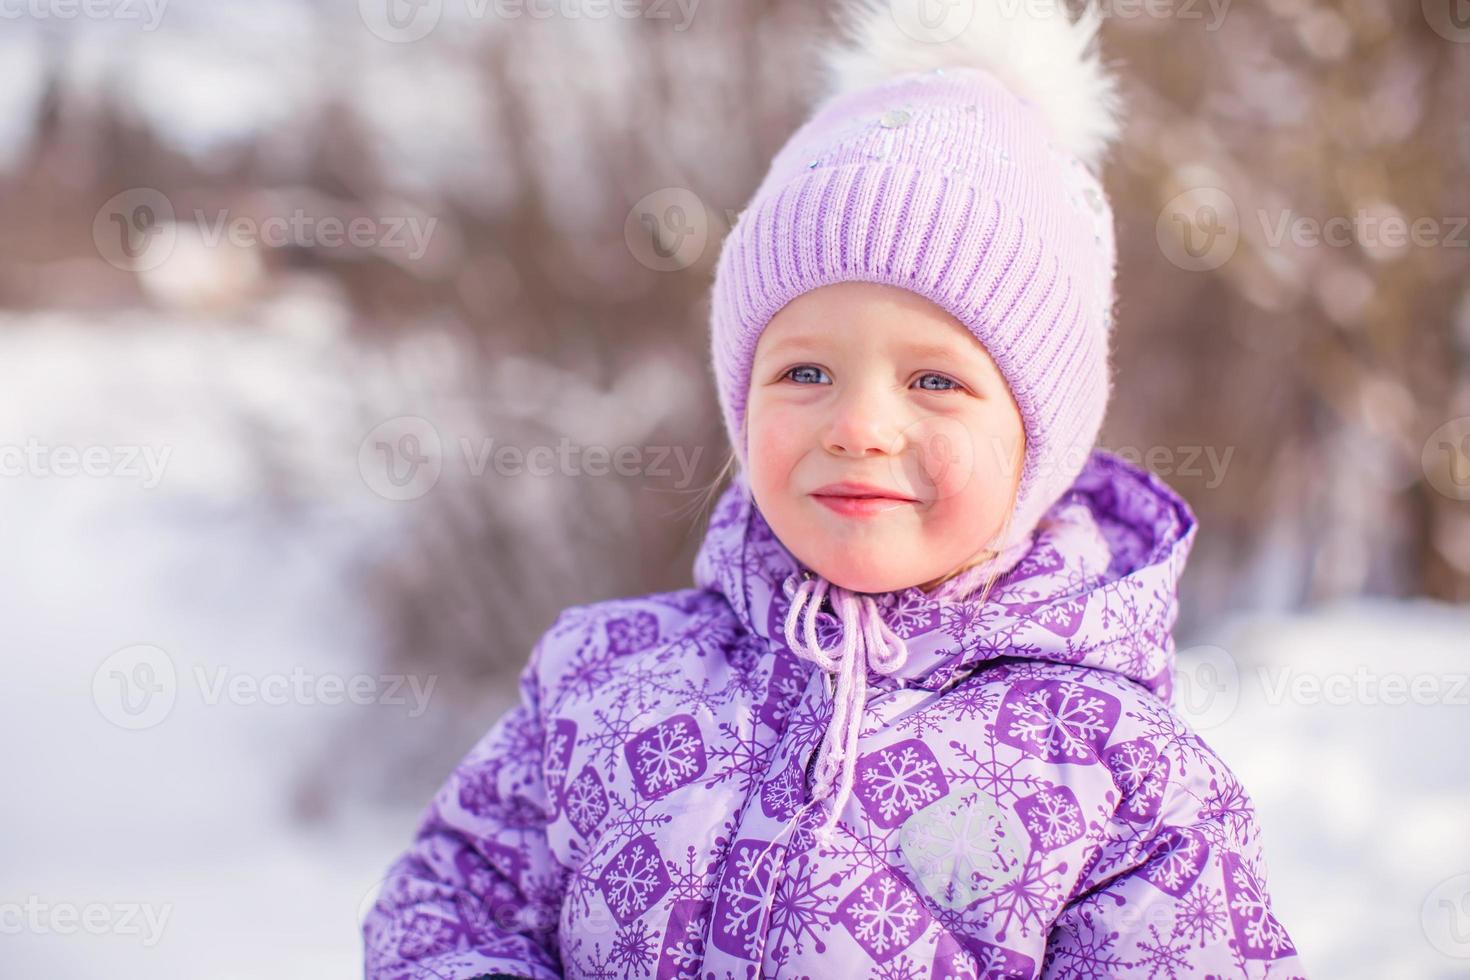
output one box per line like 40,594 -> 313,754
785,366 -> 830,385
915,373 -> 960,391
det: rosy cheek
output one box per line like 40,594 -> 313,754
904,417 -> 980,503
747,403 -> 809,481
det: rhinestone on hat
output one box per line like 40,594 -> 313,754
880,108 -> 912,129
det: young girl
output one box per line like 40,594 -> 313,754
363,2 -> 1307,976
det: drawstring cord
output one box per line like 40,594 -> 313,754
726,547 -> 1030,971
781,573 -> 911,835
733,573 -> 911,973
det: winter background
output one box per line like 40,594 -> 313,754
2,0 -> 1469,977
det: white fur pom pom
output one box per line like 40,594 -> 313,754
818,0 -> 1122,170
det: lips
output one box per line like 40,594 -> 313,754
809,481 -> 919,518
809,481 -> 917,502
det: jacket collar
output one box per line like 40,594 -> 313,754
692,448 -> 1199,702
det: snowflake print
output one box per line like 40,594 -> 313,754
579,695 -> 643,778
656,897 -> 713,978
1031,595 -> 1088,638
704,718 -> 771,798
615,657 -> 687,714
898,788 -> 1027,912
982,852 -> 1068,943
970,939 -> 1038,979
558,641 -> 625,705
836,868 -> 924,961
563,764 -> 609,839
625,714 -> 708,799
757,655 -> 806,730
1043,905 -> 1132,978
945,726 -> 1049,808
1196,774 -> 1254,850
666,673 -> 736,716
597,834 -> 671,925
760,759 -> 803,820
711,838 -> 786,959
765,851 -> 845,962
928,935 -> 981,980
1174,881 -> 1227,947
996,680 -> 1120,765
1134,922 -> 1189,979
598,787 -> 675,858
855,739 -> 950,827
1015,785 -> 1085,850
943,681 -> 1001,722
455,761 -> 500,816
876,589 -> 940,638
609,917 -> 659,974
396,912 -> 457,959
1141,827 -> 1208,898
940,598 -> 996,643
895,679 -> 999,740
545,718 -> 578,812
606,609 -> 660,655
1221,851 -> 1297,960
1102,738 -> 1170,824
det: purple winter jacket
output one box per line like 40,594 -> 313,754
362,449 -> 1307,978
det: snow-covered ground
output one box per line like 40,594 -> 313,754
1177,601 -> 1470,979
0,296 -> 438,977
2,309 -> 1465,977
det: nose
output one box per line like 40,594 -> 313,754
822,385 -> 904,458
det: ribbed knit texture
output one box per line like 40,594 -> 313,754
709,65 -> 1118,555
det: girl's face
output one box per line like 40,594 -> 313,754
746,281 -> 1025,595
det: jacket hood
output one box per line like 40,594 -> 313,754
692,448 -> 1199,703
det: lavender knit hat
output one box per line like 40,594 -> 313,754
709,0 -> 1124,562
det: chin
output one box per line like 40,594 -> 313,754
811,553 -> 917,596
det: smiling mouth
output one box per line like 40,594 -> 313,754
810,493 -> 918,517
